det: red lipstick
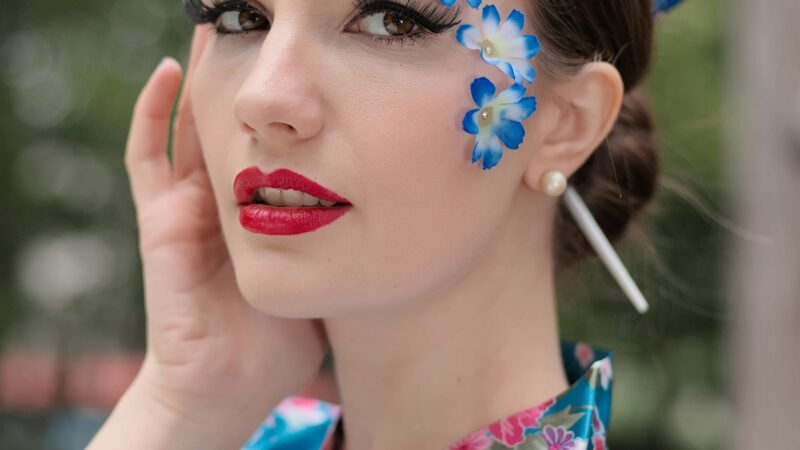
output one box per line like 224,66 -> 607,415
234,167 -> 353,236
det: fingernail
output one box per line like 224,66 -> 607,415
157,57 -> 174,69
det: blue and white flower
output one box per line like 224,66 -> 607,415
440,0 -> 482,9
462,77 -> 537,170
456,5 -> 540,85
653,0 -> 684,14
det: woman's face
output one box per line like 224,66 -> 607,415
190,0 -> 547,318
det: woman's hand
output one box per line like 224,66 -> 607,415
88,28 -> 330,449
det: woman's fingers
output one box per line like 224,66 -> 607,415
173,26 -> 210,181
125,57 -> 183,207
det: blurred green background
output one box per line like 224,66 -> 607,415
0,1 -> 731,449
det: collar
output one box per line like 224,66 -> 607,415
242,340 -> 613,450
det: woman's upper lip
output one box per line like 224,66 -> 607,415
234,167 -> 351,205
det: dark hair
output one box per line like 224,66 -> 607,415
527,0 -> 660,271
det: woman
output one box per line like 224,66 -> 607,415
88,0 -> 672,448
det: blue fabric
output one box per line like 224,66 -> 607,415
243,340 -> 614,450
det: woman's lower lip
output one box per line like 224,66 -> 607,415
238,204 -> 353,235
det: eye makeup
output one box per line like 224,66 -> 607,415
182,0 -> 462,46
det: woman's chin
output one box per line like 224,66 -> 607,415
232,267 -> 343,319
235,282 -> 307,319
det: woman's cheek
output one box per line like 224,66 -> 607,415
190,62 -> 246,202
358,87 -> 494,264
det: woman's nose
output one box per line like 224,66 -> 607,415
233,31 -> 325,147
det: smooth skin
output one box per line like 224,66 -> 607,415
87,28 -> 330,450
88,1 -> 624,447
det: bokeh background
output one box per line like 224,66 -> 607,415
0,0 -> 789,449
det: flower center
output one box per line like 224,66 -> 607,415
479,107 -> 494,126
482,42 -> 495,56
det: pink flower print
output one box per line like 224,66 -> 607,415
488,416 -> 526,446
591,408 -> 606,434
594,358 -> 613,390
592,435 -> 607,450
287,397 -> 319,409
448,430 -> 493,450
574,342 -> 595,369
487,397 -> 557,446
517,398 -> 556,428
541,425 -> 583,450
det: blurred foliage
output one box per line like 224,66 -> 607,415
558,1 -> 732,449
0,0 -> 730,449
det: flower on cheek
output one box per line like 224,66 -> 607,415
462,77 -> 537,170
440,0 -> 482,9
456,5 -> 541,85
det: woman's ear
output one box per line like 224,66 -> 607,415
523,62 -> 624,193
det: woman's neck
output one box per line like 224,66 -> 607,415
323,196 -> 569,450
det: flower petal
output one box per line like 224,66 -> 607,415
481,135 -> 504,170
440,0 -> 458,7
481,4 -> 501,36
470,77 -> 496,107
467,0 -> 482,8
462,109 -> 480,135
472,133 -> 504,170
498,9 -> 524,40
494,119 -> 525,149
456,24 -> 482,50
494,83 -> 526,105
500,97 -> 537,122
508,58 -> 537,83
506,35 -> 541,60
493,61 -> 517,81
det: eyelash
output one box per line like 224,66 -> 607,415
182,0 -> 462,47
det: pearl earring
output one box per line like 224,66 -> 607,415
542,170 -> 568,197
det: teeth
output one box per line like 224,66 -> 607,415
302,193 -> 319,206
261,188 -> 284,206
256,188 -> 338,208
281,189 -> 304,207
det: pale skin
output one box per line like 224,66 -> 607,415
87,0 -> 624,449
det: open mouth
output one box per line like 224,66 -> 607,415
234,166 -> 352,207
249,187 -> 351,208
234,166 -> 353,235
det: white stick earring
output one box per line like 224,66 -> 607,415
542,170 -> 650,314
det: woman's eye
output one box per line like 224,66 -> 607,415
217,9 -> 270,34
357,11 -> 421,37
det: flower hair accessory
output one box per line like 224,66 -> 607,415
654,0 -> 685,14
462,78 -> 537,170
440,0 -> 655,314
456,5 -> 541,85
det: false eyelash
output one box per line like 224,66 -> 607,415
183,0 -> 255,25
183,0 -> 462,35
350,0 -> 462,34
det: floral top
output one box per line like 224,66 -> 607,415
242,341 -> 613,450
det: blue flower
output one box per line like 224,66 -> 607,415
462,77 -> 537,170
456,5 -> 540,85
653,0 -> 684,14
440,0 -> 482,9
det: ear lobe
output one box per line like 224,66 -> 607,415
523,62 -> 624,193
